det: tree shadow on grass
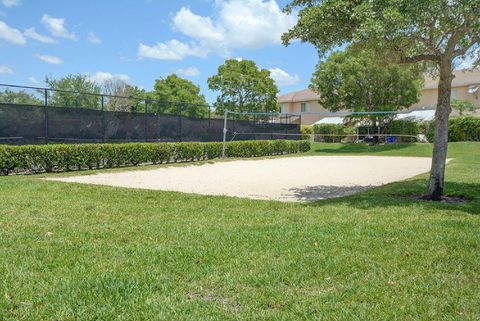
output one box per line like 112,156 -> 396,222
301,178 -> 480,216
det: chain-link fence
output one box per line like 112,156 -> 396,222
0,84 -> 301,145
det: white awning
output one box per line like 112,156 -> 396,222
396,110 -> 435,121
314,117 -> 344,125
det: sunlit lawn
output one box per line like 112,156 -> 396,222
0,142 -> 479,320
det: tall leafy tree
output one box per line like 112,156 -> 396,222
282,0 -> 480,200
312,49 -> 423,140
45,74 -> 101,109
148,74 -> 208,117
102,79 -> 146,112
208,59 -> 279,115
0,89 -> 43,105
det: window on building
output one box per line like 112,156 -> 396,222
301,102 -> 309,113
280,104 -> 285,113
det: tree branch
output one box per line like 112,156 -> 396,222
401,54 -> 440,63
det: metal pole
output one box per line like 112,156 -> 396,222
44,89 -> 48,144
221,109 -> 228,158
208,106 -> 211,142
144,99 -> 148,142
101,95 -> 105,143
178,103 -> 182,142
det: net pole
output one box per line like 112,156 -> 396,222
222,109 -> 228,158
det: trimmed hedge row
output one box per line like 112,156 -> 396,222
0,140 -> 311,175
427,116 -> 480,142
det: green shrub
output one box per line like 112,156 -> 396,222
385,119 -> 420,142
0,146 -> 19,175
0,140 -> 311,175
313,124 -> 355,143
300,125 -> 313,139
427,116 -> 480,142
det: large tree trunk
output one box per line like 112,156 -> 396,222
427,61 -> 454,200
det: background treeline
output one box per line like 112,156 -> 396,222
0,59 -> 280,118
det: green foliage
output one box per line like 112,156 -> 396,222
208,59 -> 279,115
427,116 -> 480,142
451,99 -> 476,116
0,140 -> 311,175
45,74 -> 101,109
102,79 -> 147,112
282,0 -> 480,69
385,119 -> 420,142
312,49 -> 423,113
313,123 -> 356,143
148,74 -> 209,117
300,125 -> 313,139
0,89 -> 43,105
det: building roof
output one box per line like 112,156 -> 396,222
278,68 -> 480,103
424,68 -> 480,90
277,88 -> 319,103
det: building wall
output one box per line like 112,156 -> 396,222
411,85 -> 480,109
281,100 -> 332,125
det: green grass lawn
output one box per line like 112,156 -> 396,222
1,142 -> 479,320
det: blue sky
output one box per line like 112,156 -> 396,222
0,0 -> 319,103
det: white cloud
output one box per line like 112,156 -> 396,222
24,27 -> 57,44
268,67 -> 300,86
28,76 -> 38,83
2,0 -> 21,7
217,0 -> 297,49
138,39 -> 207,60
0,20 -> 26,44
87,32 -> 101,44
175,67 -> 200,77
36,54 -> 63,64
0,65 -> 13,74
41,14 -> 76,40
173,7 -> 225,43
140,0 -> 297,61
86,72 -> 130,84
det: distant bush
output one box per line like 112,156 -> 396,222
313,124 -> 355,142
300,125 -> 313,139
427,116 -> 480,142
385,119 -> 420,142
0,140 -> 311,175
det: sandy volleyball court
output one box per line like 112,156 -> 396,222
48,156 -> 433,202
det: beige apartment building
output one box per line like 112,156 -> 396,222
278,68 -> 480,125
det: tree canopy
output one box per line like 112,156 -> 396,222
148,74 -> 209,117
312,49 -> 423,113
0,89 -> 43,106
102,79 -> 146,112
282,0 -> 480,199
208,59 -> 279,115
45,74 -> 101,109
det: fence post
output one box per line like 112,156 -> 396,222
44,89 -> 48,144
101,95 -> 105,143
178,103 -> 182,142
144,99 -> 148,142
208,106 -> 211,142
222,109 -> 228,158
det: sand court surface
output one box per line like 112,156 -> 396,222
48,156 -> 433,202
